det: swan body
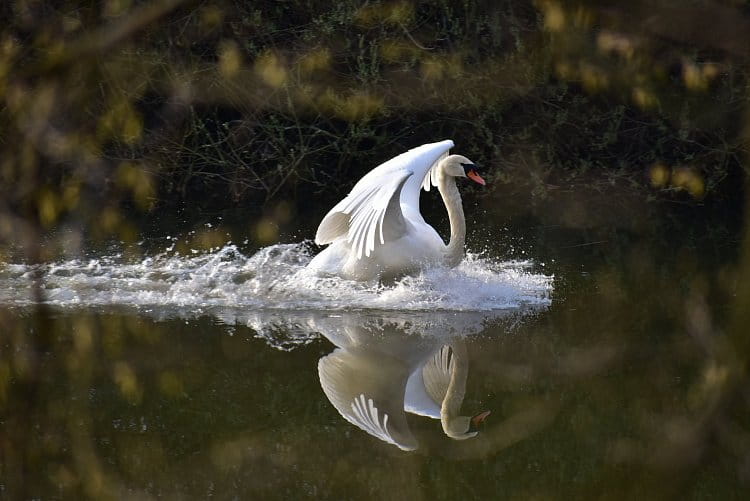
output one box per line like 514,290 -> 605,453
314,314 -> 490,450
308,140 -> 485,281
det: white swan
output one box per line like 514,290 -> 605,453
319,340 -> 489,451
313,313 -> 492,451
307,140 -> 485,281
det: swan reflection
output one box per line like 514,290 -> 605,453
246,309 -> 531,450
321,335 -> 490,451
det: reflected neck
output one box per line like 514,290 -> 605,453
440,341 -> 474,439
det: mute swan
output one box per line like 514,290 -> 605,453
308,140 -> 485,281
319,341 -> 490,450
314,313 -> 491,450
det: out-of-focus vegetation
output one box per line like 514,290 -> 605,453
2,0 -> 750,498
1,0 -> 748,254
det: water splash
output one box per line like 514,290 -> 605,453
0,243 -> 553,351
0,243 -> 552,313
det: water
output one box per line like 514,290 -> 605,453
0,242 -> 552,313
1,218 -> 748,499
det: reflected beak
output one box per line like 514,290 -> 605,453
471,410 -> 491,428
467,169 -> 486,186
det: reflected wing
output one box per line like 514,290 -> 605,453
318,349 -> 417,451
349,394 -> 399,447
315,140 -> 454,259
405,345 -> 453,418
421,345 -> 453,405
404,366 -> 441,419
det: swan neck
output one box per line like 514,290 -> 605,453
437,171 -> 465,268
440,341 -> 474,439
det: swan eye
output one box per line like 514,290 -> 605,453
461,163 -> 478,173
462,163 -> 486,185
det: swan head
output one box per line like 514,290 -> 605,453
443,410 -> 492,440
441,155 -> 486,185
444,416 -> 478,440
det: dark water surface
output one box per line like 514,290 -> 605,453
1,201 -> 748,500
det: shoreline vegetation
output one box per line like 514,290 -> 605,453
0,0 -> 747,255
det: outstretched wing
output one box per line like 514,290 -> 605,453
315,140 -> 454,259
315,171 -> 412,260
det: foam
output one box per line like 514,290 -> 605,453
1,243 -> 553,350
1,243 -> 551,311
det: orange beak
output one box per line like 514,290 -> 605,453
471,410 -> 491,427
467,170 -> 486,186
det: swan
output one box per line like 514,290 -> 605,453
314,313 -> 491,450
307,140 -> 485,281
319,340 -> 490,451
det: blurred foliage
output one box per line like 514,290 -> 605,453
1,0 -> 748,249
1,0 -> 750,499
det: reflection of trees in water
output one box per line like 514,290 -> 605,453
2,260 -> 750,497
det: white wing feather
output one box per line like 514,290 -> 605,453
420,151 -> 450,192
422,345 -> 454,405
315,140 -> 454,259
349,394 -> 402,448
318,350 -> 417,451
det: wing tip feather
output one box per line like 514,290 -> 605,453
315,211 -> 349,245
